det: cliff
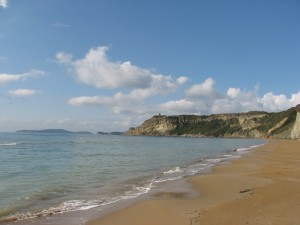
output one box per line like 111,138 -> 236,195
125,105 -> 300,139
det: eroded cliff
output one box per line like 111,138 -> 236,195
126,105 -> 300,139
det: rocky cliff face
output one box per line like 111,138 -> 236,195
291,105 -> 300,139
125,105 -> 300,139
126,115 -> 177,136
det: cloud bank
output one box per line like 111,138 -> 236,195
159,78 -> 300,115
68,76 -> 300,116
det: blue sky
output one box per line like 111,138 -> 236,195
0,0 -> 299,132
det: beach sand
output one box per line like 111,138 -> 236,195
88,139 -> 300,225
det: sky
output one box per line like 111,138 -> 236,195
0,0 -> 300,132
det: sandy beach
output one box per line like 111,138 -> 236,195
88,139 -> 300,225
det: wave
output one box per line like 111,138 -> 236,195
163,167 -> 182,175
0,178 -> 157,223
157,143 -> 266,184
0,143 -> 19,146
233,143 -> 265,152
0,199 -> 101,222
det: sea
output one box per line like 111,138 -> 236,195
0,132 -> 265,225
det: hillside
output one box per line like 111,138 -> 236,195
125,105 -> 300,139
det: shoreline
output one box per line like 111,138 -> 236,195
87,139 -> 300,225
0,137 -> 264,225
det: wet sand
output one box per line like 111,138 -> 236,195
87,139 -> 300,225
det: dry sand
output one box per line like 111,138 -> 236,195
88,139 -> 300,225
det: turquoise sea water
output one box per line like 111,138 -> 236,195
0,132 -> 265,224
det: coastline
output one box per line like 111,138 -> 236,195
87,139 -> 300,225
0,136 -> 264,225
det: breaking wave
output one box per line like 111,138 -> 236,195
0,143 -> 19,146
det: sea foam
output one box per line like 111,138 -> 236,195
0,143 -> 18,146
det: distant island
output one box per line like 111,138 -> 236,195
97,131 -> 124,135
16,129 -> 93,135
125,105 -> 300,140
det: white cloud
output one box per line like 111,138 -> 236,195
176,76 -> 189,84
259,92 -> 300,112
68,96 -> 112,106
210,84 -> 300,114
56,52 -> 73,64
57,46 -> 155,89
158,99 -> 198,114
57,46 -> 188,92
185,77 -> 219,98
9,89 -> 38,97
0,69 -> 45,85
207,86 -> 260,113
0,74 -> 21,84
0,0 -> 8,8
68,73 -> 182,108
161,78 -> 300,116
227,87 -> 241,98
25,69 -> 46,78
65,46 -> 186,111
291,92 -> 300,104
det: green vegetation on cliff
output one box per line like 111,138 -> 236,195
125,105 -> 300,139
170,118 -> 240,137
